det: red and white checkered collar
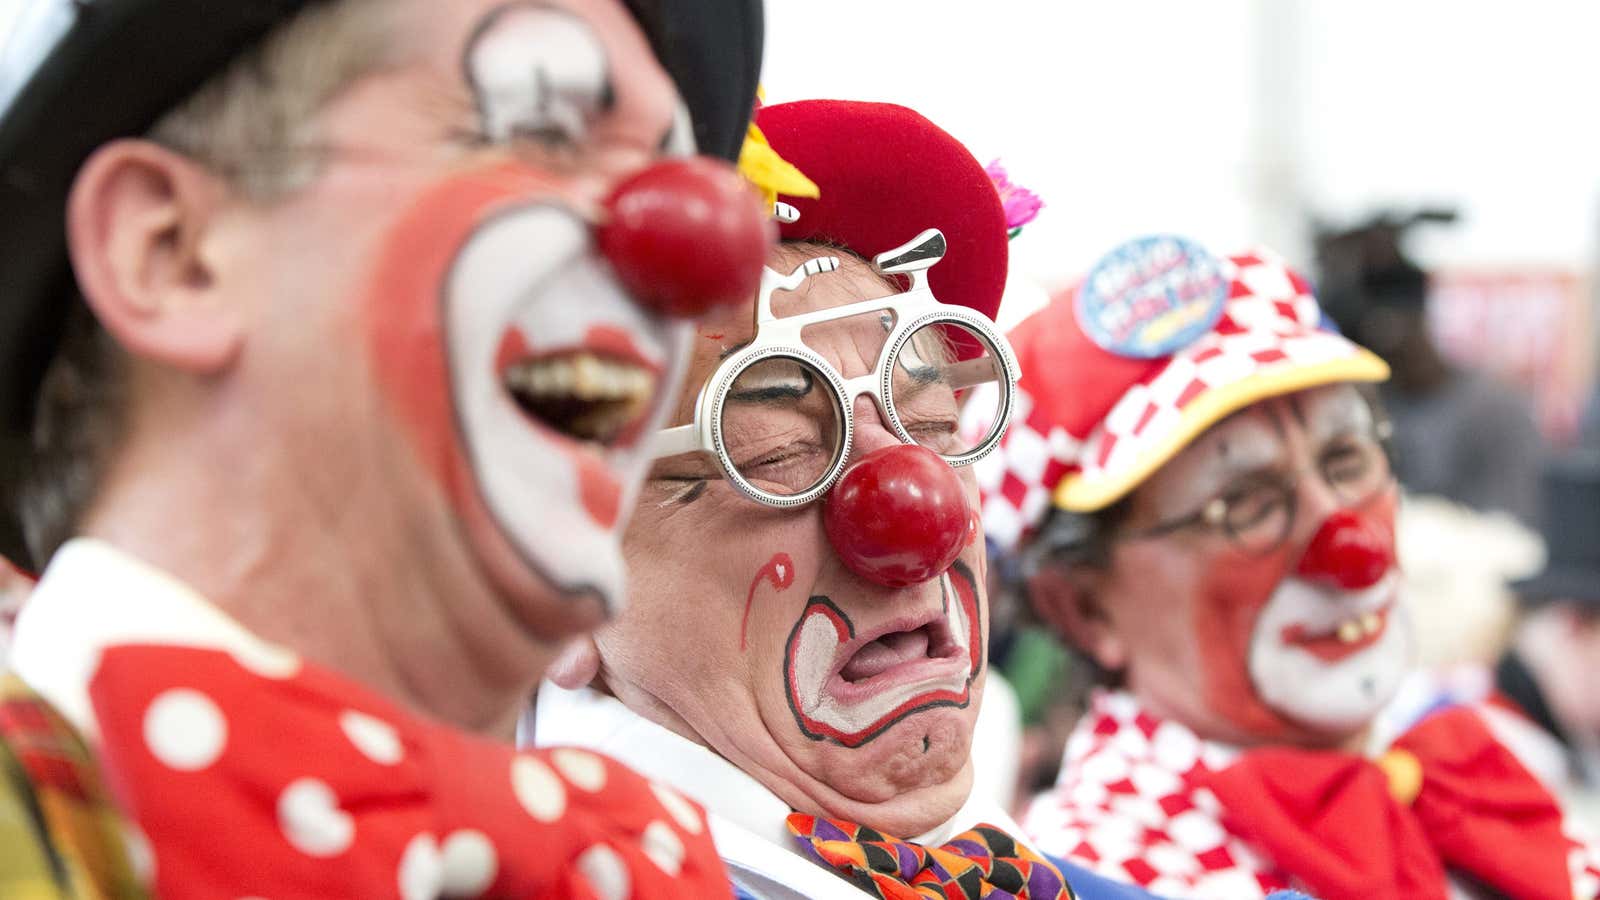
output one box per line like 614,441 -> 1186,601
1021,691 -> 1296,898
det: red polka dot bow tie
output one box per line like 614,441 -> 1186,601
1200,706 -> 1579,900
787,813 -> 1077,899
87,644 -> 732,899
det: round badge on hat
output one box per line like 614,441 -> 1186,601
1074,234 -> 1229,359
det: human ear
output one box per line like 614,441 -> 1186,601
66,139 -> 243,374
1027,561 -> 1127,673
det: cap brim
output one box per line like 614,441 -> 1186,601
1053,348 -> 1390,512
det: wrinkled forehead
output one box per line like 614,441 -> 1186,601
1134,383 -> 1375,510
666,246 -> 901,426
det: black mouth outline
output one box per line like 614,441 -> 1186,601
782,559 -> 984,748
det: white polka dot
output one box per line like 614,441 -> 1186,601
397,832 -> 443,900
122,822 -> 155,884
230,643 -> 301,679
641,820 -> 684,877
576,844 -> 630,900
339,711 -> 403,766
143,689 -> 227,771
440,829 -> 498,896
551,748 -> 606,792
511,755 -> 566,821
649,783 -> 703,835
277,778 -> 355,857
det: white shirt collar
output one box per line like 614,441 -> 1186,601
531,681 -> 1035,897
11,538 -> 299,741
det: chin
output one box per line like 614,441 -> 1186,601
1248,573 -> 1416,735
798,717 -> 978,838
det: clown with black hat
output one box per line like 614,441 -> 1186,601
983,236 -> 1600,898
0,0 -> 774,895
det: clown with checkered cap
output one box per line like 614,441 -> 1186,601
972,235 -> 1600,900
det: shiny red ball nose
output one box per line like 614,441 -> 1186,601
597,156 -> 776,319
1295,509 -> 1394,591
823,445 -> 971,589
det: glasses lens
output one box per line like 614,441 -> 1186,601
721,355 -> 845,498
1325,432 -> 1394,506
890,321 -> 1007,459
1220,479 -> 1296,554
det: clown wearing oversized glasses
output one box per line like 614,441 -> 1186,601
989,236 -> 1600,899
532,100 -> 1169,900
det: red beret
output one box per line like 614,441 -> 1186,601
753,100 -> 1008,321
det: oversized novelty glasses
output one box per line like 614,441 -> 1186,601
1124,420 -> 1395,555
651,230 -> 1020,507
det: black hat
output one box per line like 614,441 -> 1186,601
0,0 -> 762,562
1512,451 -> 1600,606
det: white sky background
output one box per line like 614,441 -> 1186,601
4,0 -> 1598,292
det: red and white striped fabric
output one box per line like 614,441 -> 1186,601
971,248 -> 1388,552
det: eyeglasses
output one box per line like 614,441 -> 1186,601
649,229 -> 1021,508
1120,422 -> 1395,555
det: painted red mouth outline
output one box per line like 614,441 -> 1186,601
1279,602 -> 1393,664
782,559 -> 983,748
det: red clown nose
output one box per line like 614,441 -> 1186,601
1295,509 -> 1394,591
823,445 -> 971,589
598,157 -> 776,318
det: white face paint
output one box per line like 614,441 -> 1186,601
447,206 -> 688,611
468,4 -> 611,145
783,563 -> 983,747
1248,571 -> 1415,731
431,4 -> 693,612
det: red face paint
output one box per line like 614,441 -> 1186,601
741,553 -> 795,650
1191,489 -> 1401,738
361,161 -> 683,616
781,561 -> 984,747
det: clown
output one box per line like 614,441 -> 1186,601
0,0 -> 771,896
982,235 -> 1600,899
531,99 -> 1171,900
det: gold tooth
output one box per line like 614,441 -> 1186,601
1336,620 -> 1362,644
1360,612 -> 1381,636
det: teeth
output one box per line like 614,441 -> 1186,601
1336,620 -> 1363,644
503,351 -> 656,446
506,353 -> 652,402
1360,613 -> 1381,636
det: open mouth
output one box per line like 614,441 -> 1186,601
784,561 -> 983,747
837,620 -> 964,690
1280,603 -> 1392,664
496,328 -> 661,449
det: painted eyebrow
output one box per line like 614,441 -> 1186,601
460,1 -> 617,130
729,366 -> 816,403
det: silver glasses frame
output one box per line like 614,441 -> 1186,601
650,228 -> 1021,508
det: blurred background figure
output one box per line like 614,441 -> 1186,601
1315,210 -> 1546,524
1496,452 -> 1600,816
